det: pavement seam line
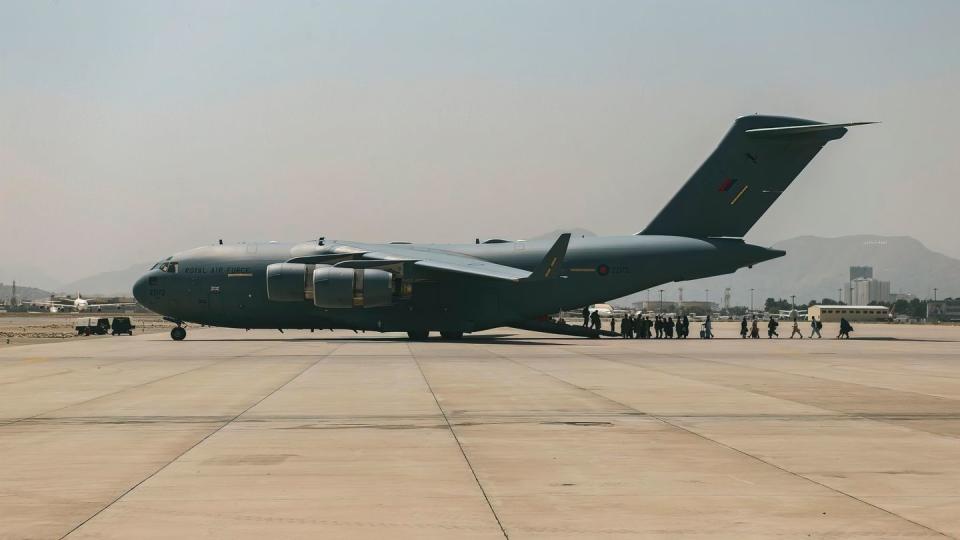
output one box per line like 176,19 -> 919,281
2,341 -> 280,425
501,348 -> 953,539
410,344 -> 510,540
659,349 -> 960,406
58,343 -> 339,539
602,352 -> 960,442
0,356 -> 238,426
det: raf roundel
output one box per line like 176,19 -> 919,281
596,264 -> 610,276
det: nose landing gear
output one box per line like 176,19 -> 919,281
163,317 -> 187,341
170,326 -> 187,341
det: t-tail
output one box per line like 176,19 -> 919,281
640,115 -> 876,239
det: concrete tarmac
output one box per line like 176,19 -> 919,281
1,324 -> 959,539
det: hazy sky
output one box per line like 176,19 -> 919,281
2,0 -> 959,284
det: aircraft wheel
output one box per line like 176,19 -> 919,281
406,330 -> 429,341
170,327 -> 187,341
439,331 -> 463,340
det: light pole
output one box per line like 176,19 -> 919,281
750,288 -> 755,312
933,288 -> 938,301
658,289 -> 664,313
838,288 -> 843,305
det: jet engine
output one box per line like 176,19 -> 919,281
313,267 -> 394,308
266,263 -> 313,302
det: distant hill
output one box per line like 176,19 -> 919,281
0,263 -> 62,292
0,283 -> 52,303
57,263 -> 151,297
618,235 -> 960,307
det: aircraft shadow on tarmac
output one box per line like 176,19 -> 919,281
180,333 -> 569,346
170,334 -> 956,345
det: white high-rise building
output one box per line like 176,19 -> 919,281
846,278 -> 890,305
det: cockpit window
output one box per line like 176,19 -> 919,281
151,256 -> 174,271
158,261 -> 179,273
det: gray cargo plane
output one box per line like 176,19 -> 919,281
133,115 -> 874,340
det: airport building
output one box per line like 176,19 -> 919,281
808,305 -> 890,322
927,300 -> 960,322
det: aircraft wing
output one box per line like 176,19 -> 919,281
365,233 -> 571,283
414,257 -> 532,282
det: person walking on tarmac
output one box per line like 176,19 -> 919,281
750,318 -> 760,339
838,317 -> 854,339
809,316 -> 822,338
581,306 -> 590,328
665,317 -> 675,338
680,314 -> 690,338
740,316 -> 749,338
790,320 -> 804,339
610,317 -> 616,334
767,316 -> 780,338
590,310 -> 602,331
704,314 -> 714,339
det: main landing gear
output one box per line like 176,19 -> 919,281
406,330 -> 464,340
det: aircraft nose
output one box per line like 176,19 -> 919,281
132,274 -> 150,307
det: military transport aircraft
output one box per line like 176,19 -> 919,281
133,115 -> 874,341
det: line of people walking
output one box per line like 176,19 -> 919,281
737,315 -> 850,339
614,313 -> 713,339
588,309 -> 855,340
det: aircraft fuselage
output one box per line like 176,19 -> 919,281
133,235 -> 782,333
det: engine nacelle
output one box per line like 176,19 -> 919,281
266,263 -> 312,302
313,267 -> 393,308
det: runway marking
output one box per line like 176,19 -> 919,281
58,344 -> 337,539
411,345 -> 510,540
492,347 -> 952,539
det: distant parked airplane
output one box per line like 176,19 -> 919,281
28,292 -> 135,312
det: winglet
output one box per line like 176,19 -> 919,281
528,233 -> 571,280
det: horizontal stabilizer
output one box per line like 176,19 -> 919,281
746,121 -> 878,136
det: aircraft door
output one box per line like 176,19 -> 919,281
207,283 -> 223,314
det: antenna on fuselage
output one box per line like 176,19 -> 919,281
318,237 -> 325,246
